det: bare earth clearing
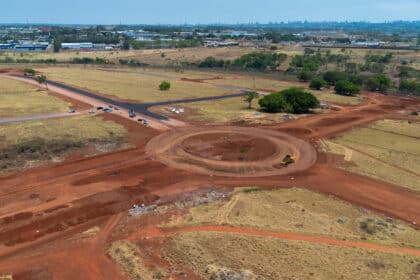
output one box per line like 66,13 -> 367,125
0,67 -> 419,279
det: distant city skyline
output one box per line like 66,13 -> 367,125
2,0 -> 420,25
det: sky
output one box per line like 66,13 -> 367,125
2,0 -> 420,24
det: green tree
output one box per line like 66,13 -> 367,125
280,87 -> 320,114
24,68 -> 36,76
159,81 -> 171,91
36,75 -> 48,89
334,80 -> 360,96
297,70 -> 313,82
364,75 -> 392,93
243,91 -> 260,109
258,87 -> 319,114
258,93 -> 291,113
309,78 -> 327,90
323,71 -> 348,85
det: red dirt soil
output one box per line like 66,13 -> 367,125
0,81 -> 419,279
181,132 -> 278,161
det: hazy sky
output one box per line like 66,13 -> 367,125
2,0 -> 420,24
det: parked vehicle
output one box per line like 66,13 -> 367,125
68,109 -> 76,113
103,108 -> 113,113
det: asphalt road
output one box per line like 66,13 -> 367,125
29,77 -> 249,121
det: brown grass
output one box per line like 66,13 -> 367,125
167,231 -> 420,280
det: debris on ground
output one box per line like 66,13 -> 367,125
128,204 -> 158,216
167,107 -> 185,114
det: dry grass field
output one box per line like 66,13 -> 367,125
0,77 -> 70,117
320,120 -> 420,191
156,96 -> 311,123
0,47 -> 251,65
0,115 -> 126,171
37,66 -> 233,102
166,188 -> 420,249
108,241 -> 167,280
167,231 -> 420,280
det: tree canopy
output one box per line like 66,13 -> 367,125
259,87 -> 319,114
159,81 -> 171,91
334,80 -> 360,96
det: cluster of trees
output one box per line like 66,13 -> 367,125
119,59 -> 149,67
199,52 -> 287,71
258,87 -> 319,114
71,57 -> 109,65
0,57 -> 57,64
365,53 -> 393,64
307,70 -> 395,96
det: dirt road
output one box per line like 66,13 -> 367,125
0,70 -> 419,279
130,225 -> 420,257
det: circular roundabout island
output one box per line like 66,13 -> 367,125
146,126 -> 317,177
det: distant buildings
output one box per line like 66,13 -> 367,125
0,42 -> 50,52
61,42 -> 117,50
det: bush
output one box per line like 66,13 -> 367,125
334,80 -> 360,96
159,81 -> 171,91
259,87 -> 319,114
364,75 -> 392,93
297,70 -> 313,82
24,68 -> 36,76
399,79 -> 420,95
198,56 -> 225,68
323,71 -> 348,85
309,78 -> 327,90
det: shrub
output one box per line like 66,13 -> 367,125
399,79 -> 420,95
323,71 -> 348,85
334,80 -> 360,96
159,81 -> 171,91
309,78 -> 327,90
297,70 -> 313,82
364,75 -> 392,93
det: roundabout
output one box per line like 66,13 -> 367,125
146,126 -> 317,177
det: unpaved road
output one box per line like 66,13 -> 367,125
0,110 -> 88,124
0,71 -> 419,279
130,225 -> 420,257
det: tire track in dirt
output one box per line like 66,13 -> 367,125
131,225 -> 420,257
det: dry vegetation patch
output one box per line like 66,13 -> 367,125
108,240 -> 158,280
0,115 -> 126,171
166,188 -> 420,249
167,231 -> 420,280
0,77 -> 70,117
39,66 -> 232,102
321,120 -> 420,191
